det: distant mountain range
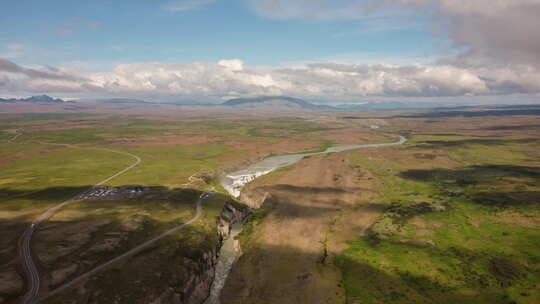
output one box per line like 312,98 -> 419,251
0,95 -> 67,103
78,98 -> 149,104
0,95 -> 150,104
221,96 -> 540,111
222,96 -> 333,110
2,94 -> 538,111
221,96 -> 468,111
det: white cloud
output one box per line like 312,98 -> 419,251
164,0 -> 216,11
3,58 -> 539,100
218,59 -> 244,71
245,0 -> 540,101
403,0 -> 540,68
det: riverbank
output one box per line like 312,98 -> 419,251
221,136 -> 406,198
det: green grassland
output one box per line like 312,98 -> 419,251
1,113 -> 377,148
109,144 -> 236,187
0,114 -> 380,198
1,113 -> 377,302
338,132 -> 540,303
0,145 -> 133,210
0,113 -> 95,123
0,113 -> 377,215
0,130 -> 13,142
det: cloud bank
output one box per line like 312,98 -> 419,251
2,58 -> 539,100
406,0 -> 540,68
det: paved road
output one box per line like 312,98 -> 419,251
8,129 -> 22,142
19,147 -> 141,304
39,191 -> 211,302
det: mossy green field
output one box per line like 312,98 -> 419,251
339,123 -> 540,304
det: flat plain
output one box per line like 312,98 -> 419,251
0,102 -> 539,304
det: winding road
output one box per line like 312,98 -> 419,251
38,191 -> 211,302
19,134 -> 407,303
19,146 -> 141,304
7,129 -> 22,142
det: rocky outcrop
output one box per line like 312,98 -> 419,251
216,201 -> 250,239
157,200 -> 250,304
182,250 -> 218,304
238,187 -> 270,209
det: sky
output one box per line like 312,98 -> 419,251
1,0 -> 539,104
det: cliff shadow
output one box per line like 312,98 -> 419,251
0,185 -> 229,304
221,242 -> 525,304
246,184 -> 375,220
399,165 -> 540,207
409,138 -> 538,149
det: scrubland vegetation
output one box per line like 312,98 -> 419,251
1,108 -> 539,304
338,121 -> 540,304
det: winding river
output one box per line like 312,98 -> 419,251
206,135 -> 407,303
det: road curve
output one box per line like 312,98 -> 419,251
39,192 -> 209,302
19,147 -> 141,304
8,129 -> 22,142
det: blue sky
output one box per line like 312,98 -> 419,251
0,0 -> 539,102
0,0 -> 436,67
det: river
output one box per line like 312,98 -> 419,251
205,135 -> 407,303
204,223 -> 243,304
221,135 -> 406,198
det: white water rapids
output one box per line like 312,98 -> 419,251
204,223 -> 242,304
220,135 -> 406,198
